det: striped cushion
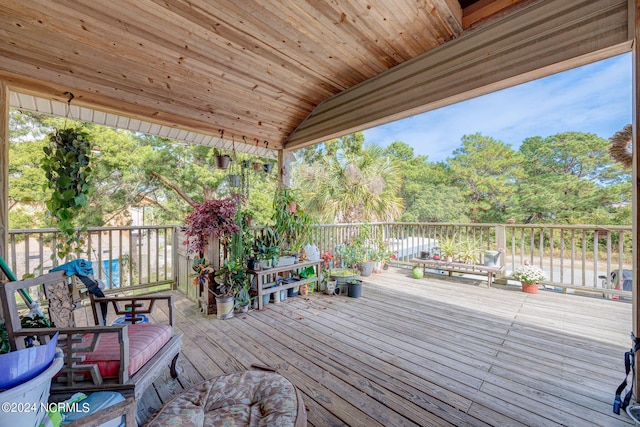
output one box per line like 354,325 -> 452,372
81,323 -> 172,378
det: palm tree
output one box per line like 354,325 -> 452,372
298,143 -> 403,223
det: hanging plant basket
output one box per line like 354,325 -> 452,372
228,174 -> 241,187
263,163 -> 273,173
241,160 -> 252,169
215,155 -> 231,169
41,127 -> 94,260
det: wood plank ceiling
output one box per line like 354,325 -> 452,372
0,0 -> 531,153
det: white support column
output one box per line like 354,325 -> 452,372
0,81 -> 8,263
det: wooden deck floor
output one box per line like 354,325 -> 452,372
138,267 -> 634,426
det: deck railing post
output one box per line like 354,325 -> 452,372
495,224 -> 507,281
172,226 -> 179,290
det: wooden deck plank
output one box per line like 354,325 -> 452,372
233,315 -> 394,427
271,297 -> 559,426
261,302 -> 483,426
139,267 -> 633,426
314,285 -> 621,409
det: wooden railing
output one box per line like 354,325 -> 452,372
7,222 -> 632,297
310,222 -> 633,295
7,226 -> 177,293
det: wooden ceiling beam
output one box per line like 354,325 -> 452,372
285,0 -> 631,150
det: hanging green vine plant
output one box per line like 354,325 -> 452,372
41,127 -> 94,260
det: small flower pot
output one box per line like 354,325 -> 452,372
263,163 -> 273,173
215,155 -> 231,169
521,282 -> 539,294
325,279 -> 336,295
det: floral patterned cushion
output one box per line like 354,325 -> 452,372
145,371 -> 306,426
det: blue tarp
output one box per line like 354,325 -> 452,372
102,259 -> 120,288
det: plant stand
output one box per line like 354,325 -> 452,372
248,260 -> 321,310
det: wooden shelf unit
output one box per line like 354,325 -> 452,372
248,260 -> 322,310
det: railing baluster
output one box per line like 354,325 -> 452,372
6,223 -> 631,297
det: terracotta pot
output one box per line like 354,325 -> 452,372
253,162 -> 262,171
289,201 -> 297,214
521,282 -> 539,294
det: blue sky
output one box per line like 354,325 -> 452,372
362,53 -> 632,162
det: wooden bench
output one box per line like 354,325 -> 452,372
410,258 -> 504,287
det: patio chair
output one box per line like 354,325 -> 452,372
0,270 -> 183,401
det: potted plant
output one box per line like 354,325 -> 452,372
263,161 -> 275,174
344,223 -> 374,276
457,238 -> 479,264
183,198 -> 240,257
191,257 -> 214,289
228,174 -> 241,187
255,228 -> 279,269
213,260 -> 247,319
347,279 -> 363,298
213,149 -> 231,169
234,283 -> 253,313
329,247 -> 360,294
41,127 -> 94,260
272,188 -> 312,256
511,264 -> 547,294
319,252 -> 336,294
438,234 -> 460,262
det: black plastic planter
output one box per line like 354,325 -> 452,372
347,279 -> 362,298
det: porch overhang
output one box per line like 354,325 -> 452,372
285,0 -> 633,150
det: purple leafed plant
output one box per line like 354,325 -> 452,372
183,198 -> 240,255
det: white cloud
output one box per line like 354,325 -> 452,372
363,54 -> 632,162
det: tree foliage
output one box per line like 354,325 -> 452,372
385,142 -> 468,223
8,109 -> 631,229
513,132 -> 630,224
447,133 -> 525,222
8,110 -> 277,229
297,136 -> 403,223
